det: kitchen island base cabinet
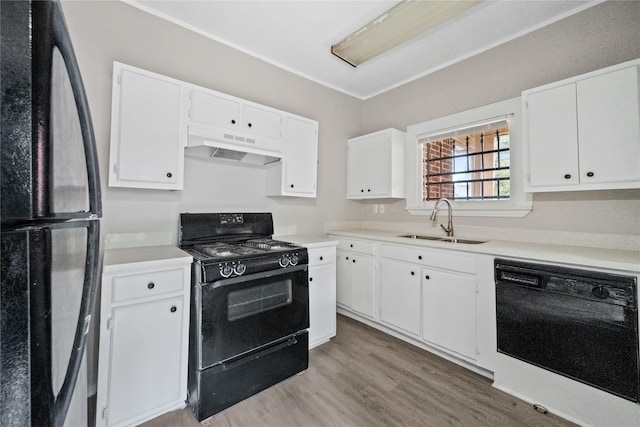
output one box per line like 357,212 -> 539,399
97,247 -> 192,427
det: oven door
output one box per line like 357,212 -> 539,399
199,265 -> 309,369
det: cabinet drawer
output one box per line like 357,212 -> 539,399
336,238 -> 375,255
381,244 -> 476,274
112,268 -> 185,303
307,246 -> 336,267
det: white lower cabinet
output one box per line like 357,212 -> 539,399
422,268 -> 477,359
336,246 -> 376,318
97,246 -> 192,427
307,244 -> 337,348
379,258 -> 421,336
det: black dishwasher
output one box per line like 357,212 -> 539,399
495,258 -> 639,403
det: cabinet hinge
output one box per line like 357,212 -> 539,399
106,317 -> 112,331
476,346 -> 480,356
113,163 -> 119,174
102,406 -> 108,419
117,73 -> 121,85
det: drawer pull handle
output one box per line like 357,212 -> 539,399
170,306 -> 177,313
586,171 -> 594,177
564,174 -> 571,179
147,282 -> 155,290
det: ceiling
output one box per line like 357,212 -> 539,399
126,0 -> 601,100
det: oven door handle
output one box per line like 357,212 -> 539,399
205,264 -> 308,290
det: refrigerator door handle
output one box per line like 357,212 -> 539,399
52,221 -> 100,427
50,2 -> 102,219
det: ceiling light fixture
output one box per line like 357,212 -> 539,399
331,0 -> 482,67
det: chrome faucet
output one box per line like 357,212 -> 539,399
429,198 -> 454,237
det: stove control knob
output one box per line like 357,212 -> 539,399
279,255 -> 290,268
289,254 -> 299,266
220,264 -> 234,278
234,263 -> 246,276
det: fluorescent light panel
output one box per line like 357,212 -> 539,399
331,0 -> 482,67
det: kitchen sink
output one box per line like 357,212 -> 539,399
398,234 -> 443,240
439,237 -> 486,244
397,234 -> 486,244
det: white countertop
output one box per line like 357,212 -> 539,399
103,245 -> 192,273
327,229 -> 640,273
276,234 -> 339,249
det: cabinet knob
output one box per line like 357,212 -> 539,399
247,123 -> 252,128
360,189 -> 364,193
418,255 -> 422,260
231,119 -> 236,124
345,256 -> 349,260
309,277 -> 313,282
350,244 -> 353,248
166,172 -> 172,178
147,282 -> 155,289
319,256 -> 324,261
170,306 -> 177,313
425,275 -> 430,280
290,184 -> 295,188
367,189 -> 371,192
586,171 -> 594,177
410,271 -> 415,276
564,174 -> 571,179
352,259 -> 356,263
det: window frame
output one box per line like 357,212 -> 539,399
405,97 -> 532,217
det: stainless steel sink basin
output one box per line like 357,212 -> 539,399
397,234 -> 486,244
398,234 -> 443,240
439,237 -> 486,244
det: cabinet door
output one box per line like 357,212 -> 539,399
379,259 -> 421,336
189,89 -> 241,132
347,140 -> 368,197
110,67 -> 184,189
308,264 -> 337,348
242,104 -> 282,140
577,66 -> 640,184
526,83 -> 579,187
422,269 -> 477,359
365,133 -> 392,196
106,297 -> 184,426
350,254 -> 375,318
336,250 -> 352,308
283,117 -> 318,196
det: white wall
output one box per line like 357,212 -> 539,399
360,0 -> 640,240
61,0 -> 364,243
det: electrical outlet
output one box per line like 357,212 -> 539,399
379,204 -> 385,213
372,204 -> 378,214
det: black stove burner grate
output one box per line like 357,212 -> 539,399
243,239 -> 299,251
193,243 -> 265,259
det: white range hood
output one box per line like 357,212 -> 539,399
185,123 -> 282,166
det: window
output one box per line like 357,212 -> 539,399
421,121 -> 510,201
405,98 -> 532,217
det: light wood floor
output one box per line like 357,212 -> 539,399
144,314 -> 575,427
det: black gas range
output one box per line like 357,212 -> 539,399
180,213 -> 309,421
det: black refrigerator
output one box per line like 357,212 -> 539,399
1,1 -> 102,426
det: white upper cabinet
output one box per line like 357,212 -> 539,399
347,128 -> 405,199
523,59 -> 640,192
187,88 -> 284,156
108,62 -> 187,190
266,115 -> 318,197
